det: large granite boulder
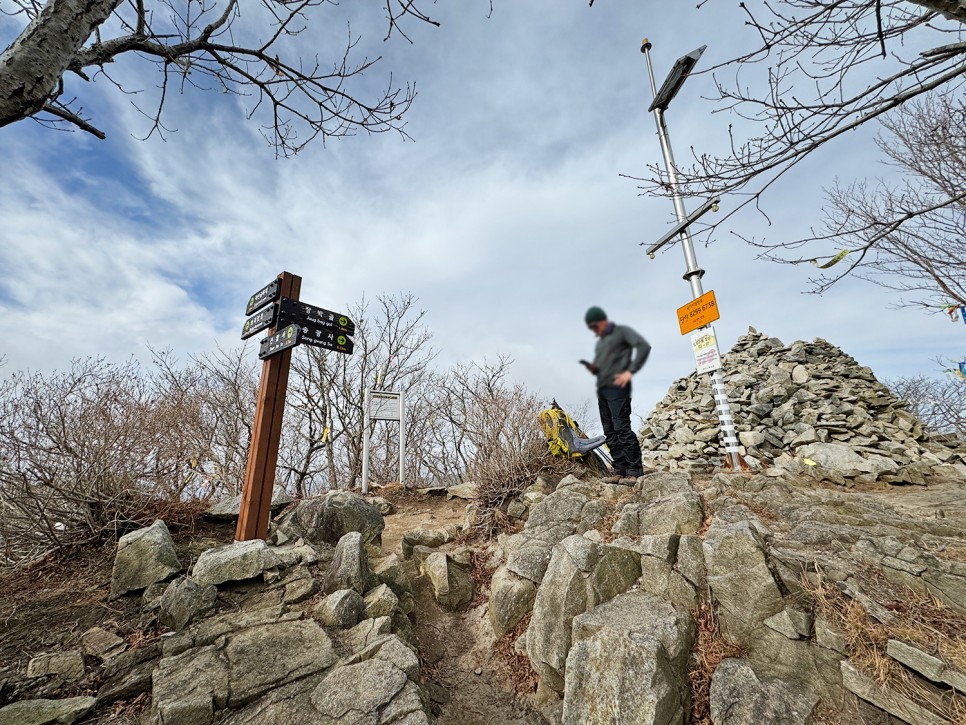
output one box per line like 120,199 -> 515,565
206,488 -> 293,521
504,522 -> 576,585
489,566 -> 538,638
0,697 -> 95,725
160,577 -> 218,631
526,485 -> 608,532
371,554 -> 413,598
150,618 -> 337,723
563,592 -> 697,725
612,491 -> 704,536
313,589 -> 365,628
710,658 -> 819,725
272,491 -> 384,547
703,519 -> 785,642
423,552 -> 473,612
110,519 -> 181,598
309,659 -> 428,724
192,539 -> 271,587
323,531 -> 369,595
527,535 -> 642,693
25,651 -> 85,681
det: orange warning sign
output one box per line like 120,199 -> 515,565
677,290 -> 720,335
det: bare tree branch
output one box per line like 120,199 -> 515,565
623,0 -> 966,299
1,0 -> 441,155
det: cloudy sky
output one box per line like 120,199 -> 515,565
1,1 -> 963,433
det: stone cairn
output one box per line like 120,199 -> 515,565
639,328 -> 966,484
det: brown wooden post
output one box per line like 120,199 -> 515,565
236,271 -> 302,540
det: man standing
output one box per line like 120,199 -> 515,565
582,306 -> 650,484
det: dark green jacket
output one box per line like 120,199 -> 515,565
592,323 -> 651,389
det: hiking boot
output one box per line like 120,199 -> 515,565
618,475 -> 640,486
602,474 -> 624,484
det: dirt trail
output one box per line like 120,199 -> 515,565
379,493 -> 547,724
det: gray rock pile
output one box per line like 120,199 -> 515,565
0,491 -> 430,725
639,328 -> 966,484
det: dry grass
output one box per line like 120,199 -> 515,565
594,507 -> 620,543
688,601 -> 746,725
467,548 -> 494,608
491,613 -> 539,694
936,544 -> 966,564
375,481 -> 424,503
804,572 -> 966,723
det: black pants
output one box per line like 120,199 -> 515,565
597,385 -> 643,476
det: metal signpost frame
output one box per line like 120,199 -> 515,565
360,389 -> 406,495
641,39 -> 743,471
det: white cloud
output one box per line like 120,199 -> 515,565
1,0 -> 962,431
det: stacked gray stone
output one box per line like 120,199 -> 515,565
639,328 -> 966,483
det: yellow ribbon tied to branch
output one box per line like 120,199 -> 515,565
810,249 -> 851,269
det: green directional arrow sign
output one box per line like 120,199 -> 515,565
246,278 -> 281,316
277,297 -> 355,336
241,304 -> 277,340
297,323 -> 354,355
258,323 -> 301,359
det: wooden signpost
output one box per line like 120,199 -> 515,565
235,272 -> 355,541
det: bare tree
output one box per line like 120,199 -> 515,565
889,365 -> 966,438
426,357 -> 563,535
791,94 -> 966,305
282,291 -> 436,493
631,1 -> 966,273
0,0 -> 439,154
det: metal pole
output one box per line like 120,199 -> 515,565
398,390 -> 406,488
641,40 -> 742,471
361,390 -> 371,495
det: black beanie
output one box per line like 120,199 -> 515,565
584,306 -> 606,324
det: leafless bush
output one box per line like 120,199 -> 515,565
164,345 -> 260,497
0,292 -> 567,561
422,358 -> 564,536
0,359 -> 206,564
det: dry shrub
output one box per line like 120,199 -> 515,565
376,481 -> 423,504
804,572 -> 966,722
689,601 -> 746,725
492,613 -> 539,694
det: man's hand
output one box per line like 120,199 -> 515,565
613,370 -> 632,387
580,360 -> 599,374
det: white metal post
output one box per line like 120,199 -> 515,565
361,389 -> 371,494
642,40 -> 742,470
398,390 -> 406,487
